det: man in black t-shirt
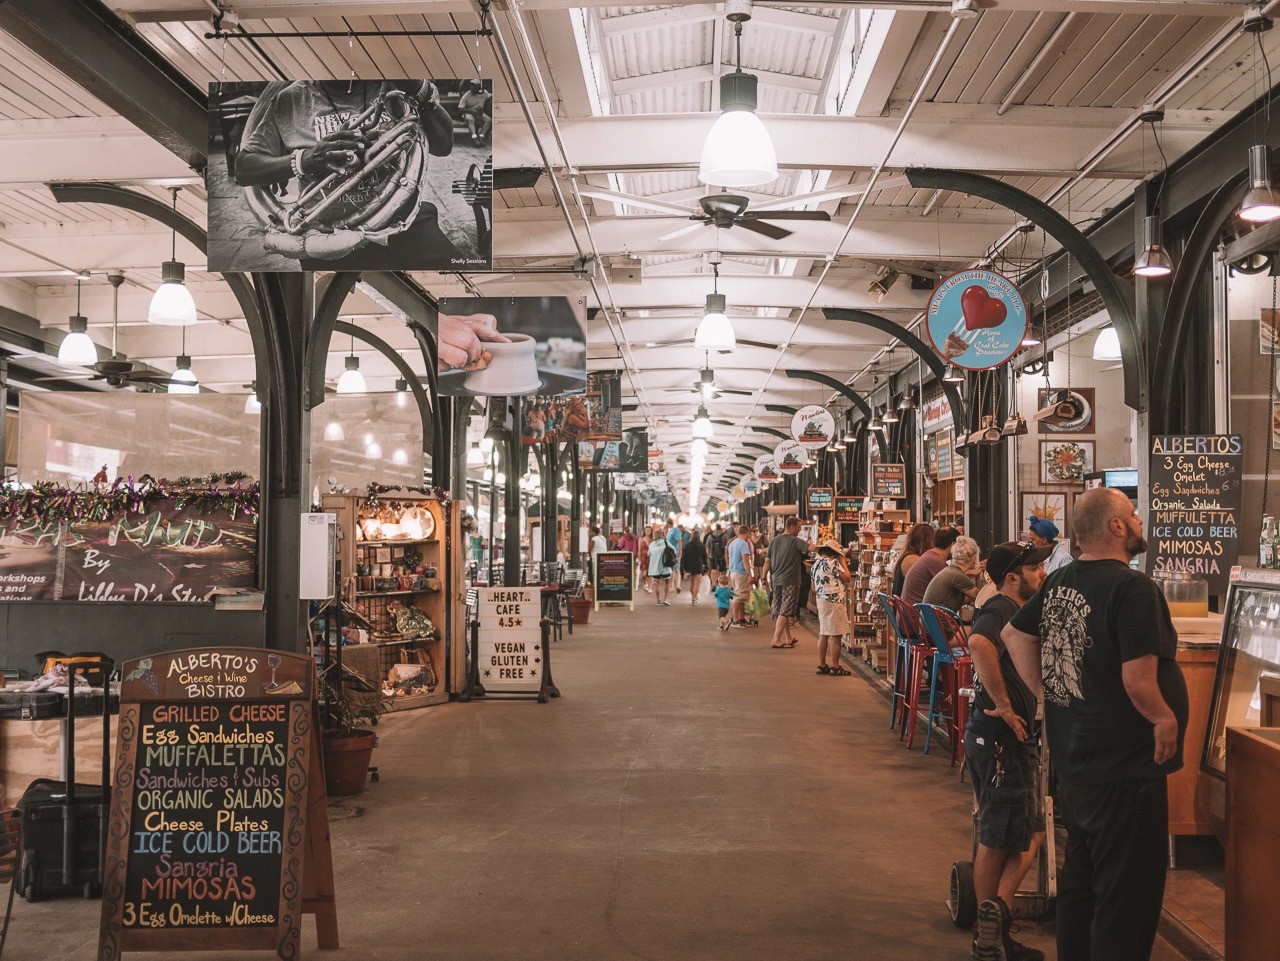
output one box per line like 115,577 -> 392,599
1003,488 -> 1188,961
964,541 -> 1052,961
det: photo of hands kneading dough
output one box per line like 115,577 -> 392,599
436,296 -> 587,397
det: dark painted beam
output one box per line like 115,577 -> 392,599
304,273 -> 361,411
783,370 -> 871,420
904,168 -> 1144,412
0,0 -> 207,167
822,308 -> 968,432
764,404 -> 799,416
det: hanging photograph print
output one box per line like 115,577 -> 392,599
1036,387 -> 1095,434
773,439 -> 809,475
579,428 -> 647,472
207,79 -> 493,272
1041,440 -> 1094,485
522,394 -> 590,446
436,297 -> 586,397
754,455 -> 780,483
926,269 -> 1028,371
791,405 -> 836,450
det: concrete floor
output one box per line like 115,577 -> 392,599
9,592 -> 1193,960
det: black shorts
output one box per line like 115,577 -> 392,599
963,726 -> 1040,853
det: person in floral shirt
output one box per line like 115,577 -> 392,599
810,539 -> 853,676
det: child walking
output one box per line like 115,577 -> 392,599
713,575 -> 735,631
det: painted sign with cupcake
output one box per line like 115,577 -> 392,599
926,269 -> 1027,371
437,296 -> 586,396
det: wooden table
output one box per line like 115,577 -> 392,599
1169,615 -> 1222,839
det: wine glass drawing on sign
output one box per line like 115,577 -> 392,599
267,653 -> 281,690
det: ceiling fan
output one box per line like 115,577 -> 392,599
39,272 -> 177,390
660,194 -> 830,243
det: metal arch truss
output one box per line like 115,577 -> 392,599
782,369 -> 873,422
332,321 -> 433,457
820,308 -> 968,431
903,167 -> 1145,413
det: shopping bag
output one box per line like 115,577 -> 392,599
748,586 -> 771,620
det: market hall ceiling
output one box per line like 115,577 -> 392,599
0,0 -> 1269,492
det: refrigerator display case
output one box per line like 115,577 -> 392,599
1199,568 -> 1280,836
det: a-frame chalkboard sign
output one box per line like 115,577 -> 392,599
98,647 -> 338,960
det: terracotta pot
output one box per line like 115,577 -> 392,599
322,729 -> 378,796
568,596 -> 592,626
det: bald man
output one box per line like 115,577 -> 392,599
1001,488 -> 1188,961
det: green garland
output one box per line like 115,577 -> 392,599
0,473 -> 260,524
363,482 -> 449,512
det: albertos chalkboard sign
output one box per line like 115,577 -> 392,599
871,463 -> 907,499
593,551 -> 634,610
98,648 -> 337,961
1147,434 -> 1243,595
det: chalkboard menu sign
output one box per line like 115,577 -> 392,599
1147,434 -> 1242,595
593,551 -> 634,610
471,588 -> 558,702
99,648 -> 336,961
834,495 -> 861,524
807,487 -> 834,512
871,464 -> 907,499
936,432 -> 954,479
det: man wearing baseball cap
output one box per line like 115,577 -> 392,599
966,541 -> 1052,961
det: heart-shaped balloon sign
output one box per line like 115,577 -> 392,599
960,285 -> 1007,331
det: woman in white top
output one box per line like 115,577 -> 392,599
810,539 -> 853,676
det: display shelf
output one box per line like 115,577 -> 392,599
356,537 -> 436,549
354,588 -> 441,599
852,506 -> 911,673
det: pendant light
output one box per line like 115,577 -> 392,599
881,402 -> 899,424
244,381 -> 261,414
1092,326 -> 1122,361
365,440 -> 383,460
699,365 -> 716,401
395,378 -> 408,407
1242,144 -> 1280,223
324,420 -> 345,442
692,405 -> 713,440
691,437 -> 709,459
699,6 -> 777,188
392,448 -> 408,466
1133,216 -> 1174,277
168,327 -> 199,394
944,366 -> 965,384
148,188 -> 197,326
694,260 -> 736,351
336,335 -> 366,394
58,277 -> 97,365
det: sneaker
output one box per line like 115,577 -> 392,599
692,596 -> 699,606
972,899 -> 1008,961
730,622 -> 747,629
662,600 -> 671,606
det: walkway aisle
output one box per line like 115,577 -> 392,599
19,599 -> 1046,960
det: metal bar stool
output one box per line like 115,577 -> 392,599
877,593 -> 913,731
915,603 -> 973,765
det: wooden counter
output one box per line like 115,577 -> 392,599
1226,727 -> 1280,961
1170,614 -> 1222,837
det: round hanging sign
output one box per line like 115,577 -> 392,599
925,268 -> 1028,371
791,405 -> 836,450
717,500 -> 730,513
742,474 -> 761,495
754,455 -> 781,483
731,484 -> 746,500
773,439 -> 809,475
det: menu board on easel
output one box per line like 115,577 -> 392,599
1147,434 -> 1242,595
593,551 -> 634,610
98,648 -> 337,961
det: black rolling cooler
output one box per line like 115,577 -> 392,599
11,662 -> 113,901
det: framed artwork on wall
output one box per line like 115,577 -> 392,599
1041,440 -> 1093,485
1021,491 -> 1067,536
1035,387 -> 1095,433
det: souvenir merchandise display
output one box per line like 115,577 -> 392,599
319,488 -> 464,708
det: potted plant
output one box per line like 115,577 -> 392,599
320,678 -> 389,796
568,591 -> 592,625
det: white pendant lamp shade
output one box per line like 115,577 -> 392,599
694,293 -> 735,351
58,314 -> 97,365
700,72 -> 777,188
168,354 -> 199,394
466,445 -> 484,466
336,354 -> 367,394
148,261 -> 198,326
1093,325 -> 1122,361
692,405 -> 713,440
1241,145 -> 1280,223
324,420 -> 345,442
365,441 -> 383,460
395,378 -> 408,407
691,438 -> 709,459
392,448 -> 408,466
244,383 -> 261,414
1133,215 -> 1174,278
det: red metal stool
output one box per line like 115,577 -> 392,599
902,639 -> 934,748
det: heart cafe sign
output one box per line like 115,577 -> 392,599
926,268 -> 1027,371
791,405 -> 836,450
773,439 -> 809,476
754,455 -> 781,483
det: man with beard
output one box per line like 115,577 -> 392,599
1001,488 -> 1188,961
964,541 -> 1053,961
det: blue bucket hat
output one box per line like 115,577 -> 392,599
1028,515 -> 1059,541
